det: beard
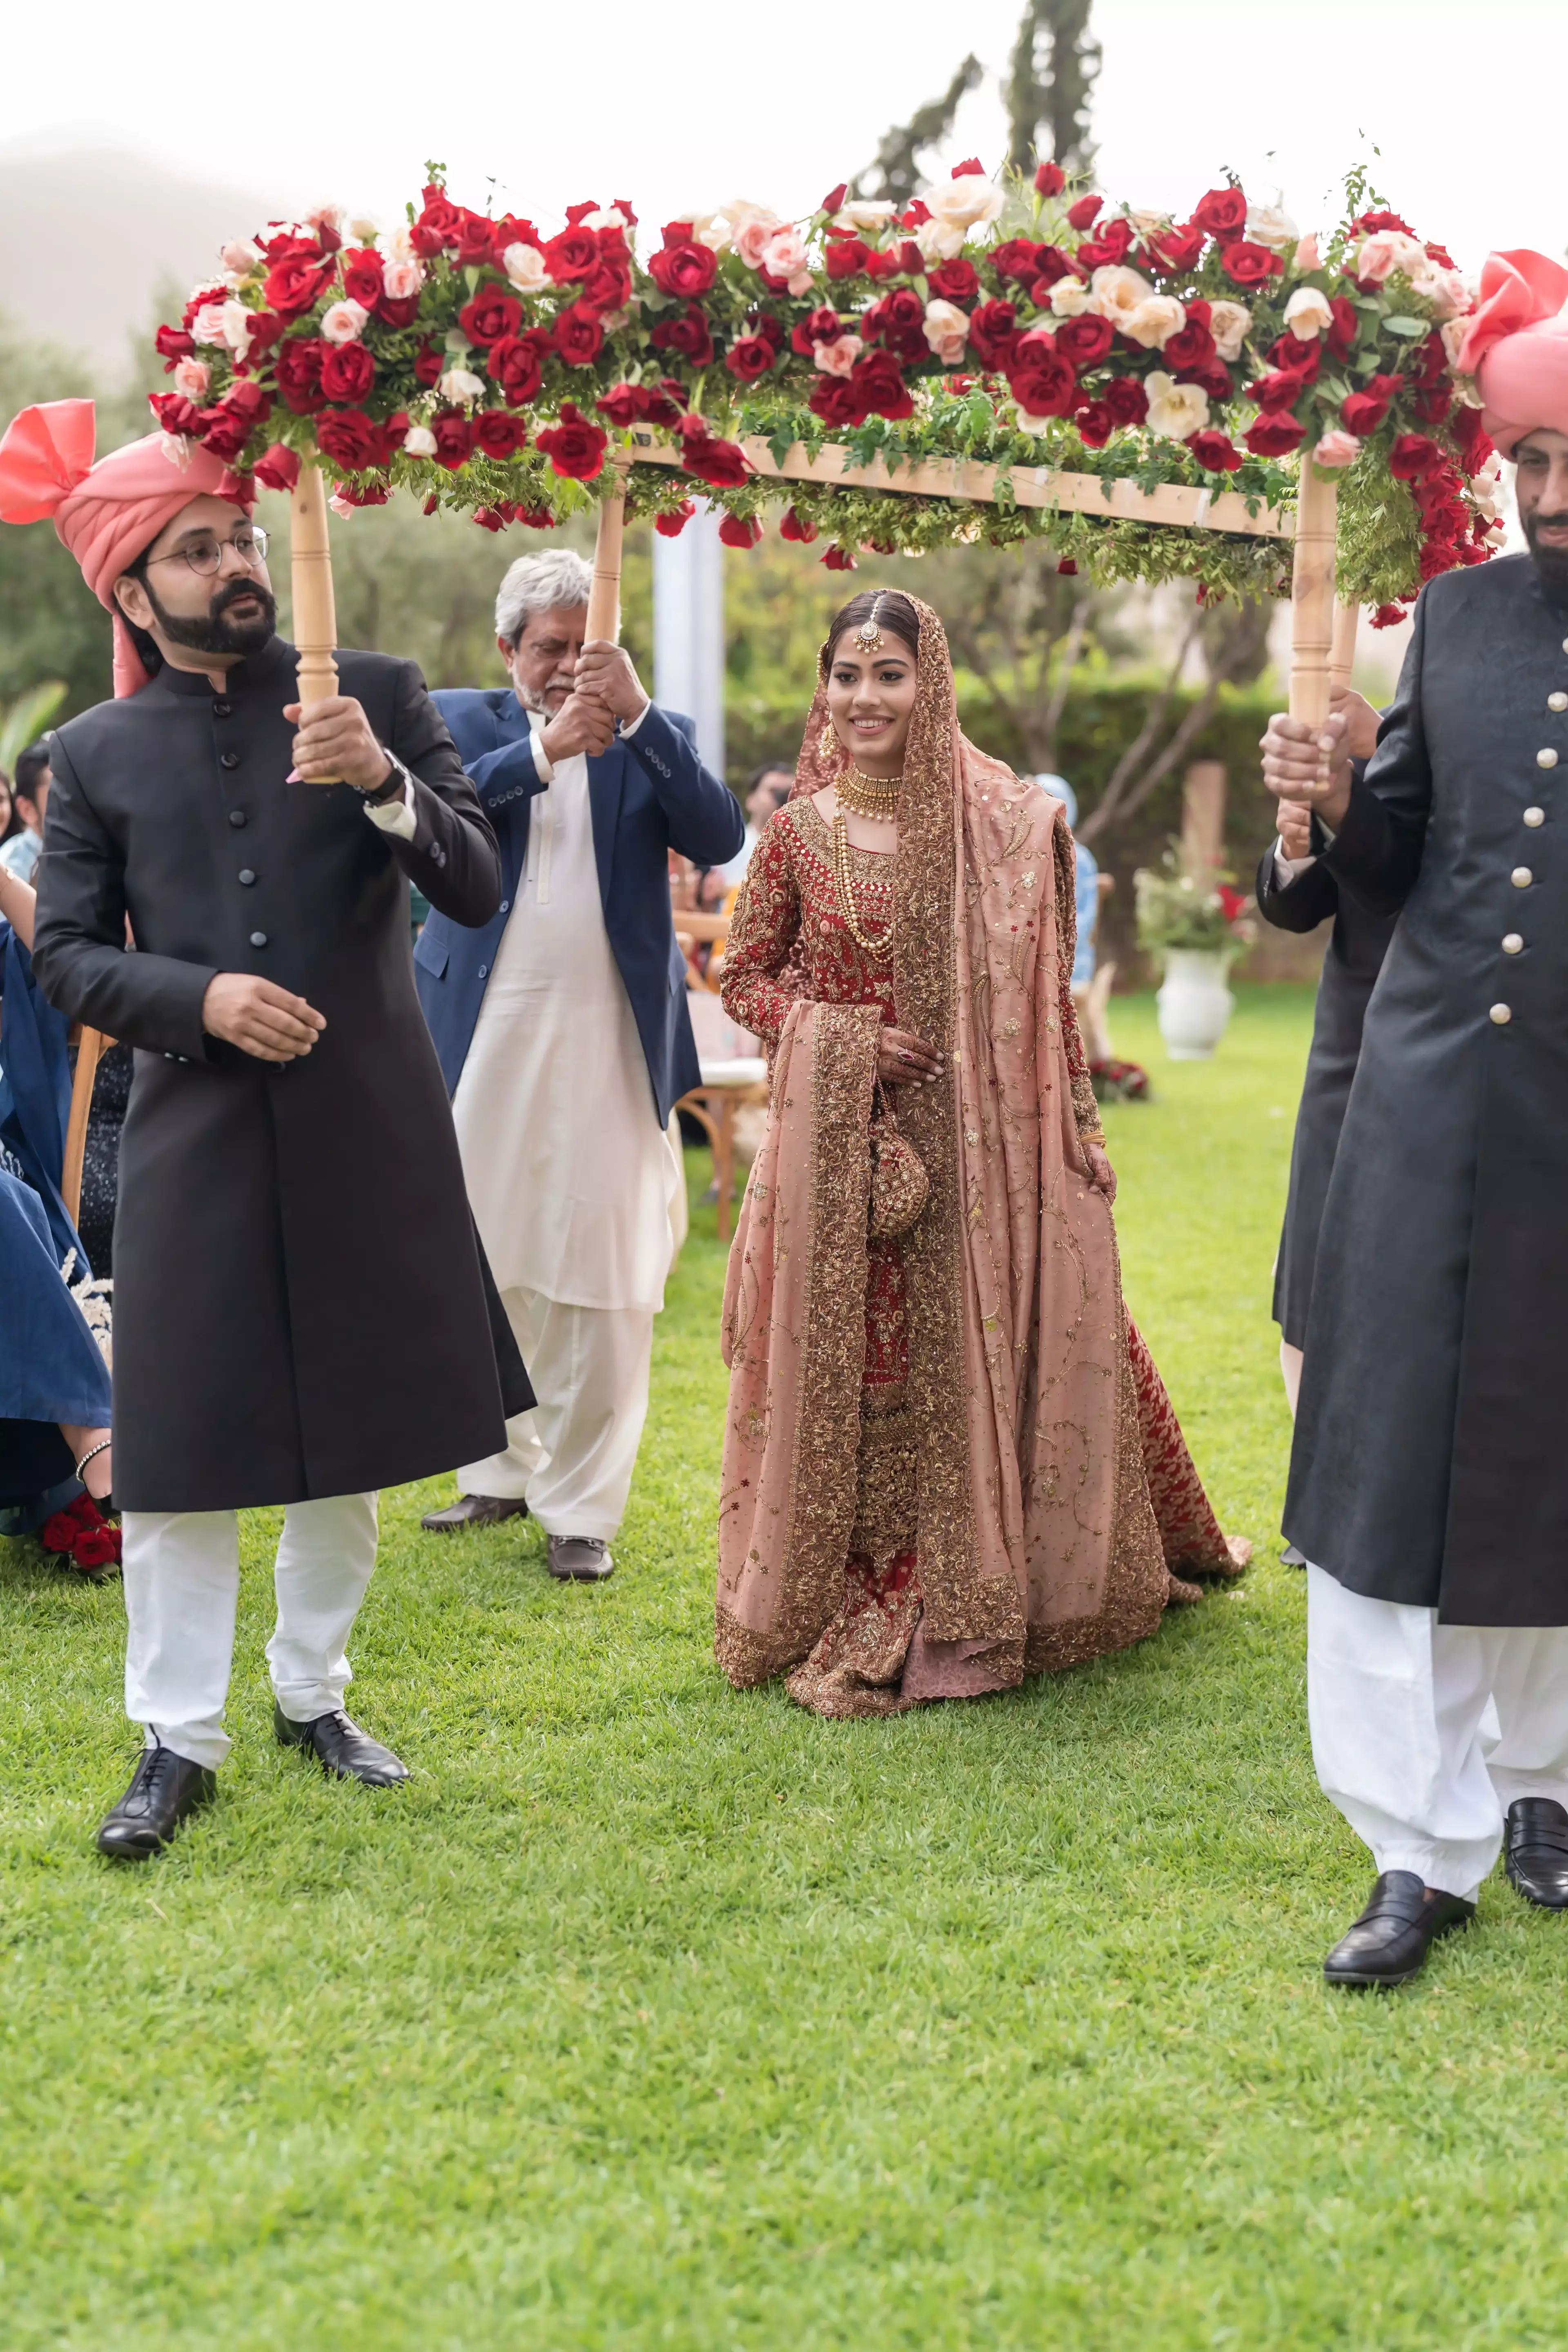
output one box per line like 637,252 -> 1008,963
1523,508 -> 1568,600
144,572 -> 277,658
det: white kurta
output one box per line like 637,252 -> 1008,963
451,716 -> 681,1314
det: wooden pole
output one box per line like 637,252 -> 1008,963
586,458 -> 631,643
62,1025 -> 106,1232
288,457 -> 341,782
1287,461 -> 1339,731
1329,598 -> 1360,696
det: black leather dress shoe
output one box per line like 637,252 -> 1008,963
1504,1797 -> 1568,1908
96,1745 -> 216,1860
274,1702 -> 409,1786
420,1493 -> 529,1532
1323,1870 -> 1474,1988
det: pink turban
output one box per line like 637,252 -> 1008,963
1457,250 -> 1568,461
0,400 -> 254,697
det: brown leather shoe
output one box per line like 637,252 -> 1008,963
547,1535 -> 615,1582
420,1493 -> 530,1532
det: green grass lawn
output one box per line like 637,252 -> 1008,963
4,984 -> 1566,2350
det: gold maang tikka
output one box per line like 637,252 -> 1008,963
854,594 -> 887,655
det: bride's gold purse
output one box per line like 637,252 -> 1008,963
867,1082 -> 929,1241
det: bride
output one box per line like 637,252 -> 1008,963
715,588 -> 1246,1718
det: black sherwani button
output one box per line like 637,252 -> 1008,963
249,931 -> 268,948
220,751 -> 241,771
229,810 -> 247,827
238,870 -> 256,886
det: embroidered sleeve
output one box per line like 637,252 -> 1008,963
719,815 -> 803,1047
1054,815 -> 1100,1137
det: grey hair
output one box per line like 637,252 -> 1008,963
494,548 -> 595,646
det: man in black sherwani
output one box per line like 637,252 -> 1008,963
13,411 -> 529,1861
1261,256 -> 1568,1986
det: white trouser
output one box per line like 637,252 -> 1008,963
457,1288 -> 654,1542
122,1493 -> 379,1771
1307,1563 -> 1568,1900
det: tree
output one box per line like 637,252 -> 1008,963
859,56 -> 984,207
1004,0 -> 1100,179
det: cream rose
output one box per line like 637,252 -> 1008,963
349,216 -> 378,245
402,425 -> 439,458
219,237 -> 262,274
192,298 -> 255,359
1129,208 -> 1172,238
307,203 -> 346,241
584,207 -> 629,232
1312,430 -> 1360,469
389,224 -> 417,263
1355,229 -> 1426,285
833,200 -> 898,232
915,215 -> 966,264
438,368 -> 486,405
1145,371 -> 1209,440
1246,204 -> 1297,253
1283,286 -> 1335,341
923,298 -> 971,366
1412,263 -> 1471,321
813,334 -> 863,378
320,300 -> 370,345
924,169 -> 1005,237
1049,277 -> 1091,318
158,433 -> 194,470
1440,317 -> 1472,370
383,257 -> 426,301
1122,294 -> 1187,350
1089,265 -> 1156,330
501,242 -> 547,294
172,358 -> 210,399
1207,299 -> 1253,362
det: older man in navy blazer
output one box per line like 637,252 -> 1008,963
415,548 -> 742,1579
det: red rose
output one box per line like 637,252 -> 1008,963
824,236 -> 870,281
1369,602 -> 1409,629
1244,413 -> 1306,457
1390,432 -> 1442,481
194,404 -> 254,461
595,383 -> 643,427
413,343 -> 445,388
340,249 -> 384,307
336,482 -> 390,508
1163,319 -> 1218,375
1008,341 -> 1076,418
487,331 -> 549,407
863,287 -> 926,361
1340,372 -> 1403,436
724,333 -> 777,384
987,240 -> 1043,287
253,445 -> 301,492
459,290 -> 524,347
1265,332 -> 1321,378
648,235 -> 718,299
1103,376 -> 1149,426
430,409 -> 474,471
1066,194 -> 1102,231
492,214 -> 540,262
1030,245 -> 1078,287
1219,242 -> 1281,288
471,410 -> 530,460
72,1525 -> 120,1570
147,391 -> 196,437
1324,298 -> 1358,361
453,211 -> 495,267
1145,223 -> 1205,276
154,324 -> 194,368
850,348 -> 913,420
779,505 -> 818,543
543,225 -> 599,284
1192,187 -> 1247,238
514,503 -> 555,529
1074,399 -> 1114,448
414,186 -> 464,248
651,303 -> 715,368
808,374 -> 866,428
750,311 -> 786,353
581,253 -> 632,313
1410,331 -> 1448,390
967,299 -> 1016,368
263,256 -> 334,319
821,183 -> 849,215
680,429 -> 752,490
1452,407 -> 1494,472
927,258 -> 980,302
39,1510 -> 78,1552
321,343 -> 375,403
655,499 -> 696,537
552,304 -> 605,367
1035,160 -> 1066,198
273,336 -> 327,415
472,506 -> 509,532
719,512 -> 763,548
374,293 -> 422,332
1249,367 -> 1307,413
316,411 -> 384,470
1189,429 -> 1243,472
792,304 -> 842,354
1354,209 -> 1415,237
224,380 -> 271,425
535,401 -> 608,481
820,546 -> 857,570
1076,218 -> 1134,270
1052,313 -> 1115,368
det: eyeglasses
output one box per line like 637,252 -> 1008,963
145,527 -> 270,578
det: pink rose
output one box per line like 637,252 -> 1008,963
320,300 -> 369,344
733,214 -> 784,270
382,258 -> 425,301
1313,430 -> 1360,469
1293,233 -> 1322,272
922,298 -> 970,365
220,237 -> 262,274
762,226 -> 811,294
814,333 -> 863,377
1355,229 -> 1425,285
173,358 -> 210,399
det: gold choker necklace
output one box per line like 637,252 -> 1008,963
836,762 -> 902,821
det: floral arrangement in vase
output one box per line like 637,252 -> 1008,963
1134,847 -> 1258,961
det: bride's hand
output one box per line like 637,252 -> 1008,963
1084,1140 -> 1117,1204
877,1027 -> 943,1087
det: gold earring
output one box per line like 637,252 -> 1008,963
818,722 -> 839,762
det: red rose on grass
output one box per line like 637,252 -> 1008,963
1189,429 -> 1243,471
72,1525 -> 120,1570
535,401 -> 608,481
1103,376 -> 1149,427
253,445 -> 301,492
154,324 -> 195,368
1074,399 -> 1114,448
1192,187 -> 1247,239
825,236 -> 870,281
1341,372 -> 1403,436
780,504 -> 818,543
725,333 -> 778,384
459,291 -> 523,347
412,343 -> 445,389
340,248 -> 384,307
320,343 -> 375,403
1052,313 -> 1115,369
679,421 -> 752,488
543,225 -> 599,283
1163,319 -> 1218,376
263,255 -> 334,319
655,499 -> 696,536
1035,160 -> 1066,198
719,512 -> 763,548
39,1509 -> 78,1552
487,330 -> 549,407
553,304 -> 605,367
430,409 -> 474,471
1244,413 -> 1306,457
1146,223 -> 1205,276
651,303 -> 715,368
967,299 -> 1017,367
316,411 -> 384,470
471,410 -> 530,461
648,233 -> 719,299
1219,242 -> 1281,288
927,258 -> 980,302
851,348 -> 914,419
274,336 -> 327,414
1390,432 -> 1442,481
1066,194 -> 1102,231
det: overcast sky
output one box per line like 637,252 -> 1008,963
4,0 -> 1561,275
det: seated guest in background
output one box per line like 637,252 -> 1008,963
0,740 -> 51,883
0,1167 -> 117,1571
722,762 -> 795,889
0,768 -> 17,848
417,549 -> 743,1580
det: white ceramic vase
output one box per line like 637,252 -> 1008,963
1156,949 -> 1235,1060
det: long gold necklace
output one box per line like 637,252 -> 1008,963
831,811 -> 894,958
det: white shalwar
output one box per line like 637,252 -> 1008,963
452,710 -> 681,1540
1306,1563 -> 1568,1900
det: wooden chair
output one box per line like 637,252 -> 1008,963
670,909 -> 769,1242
